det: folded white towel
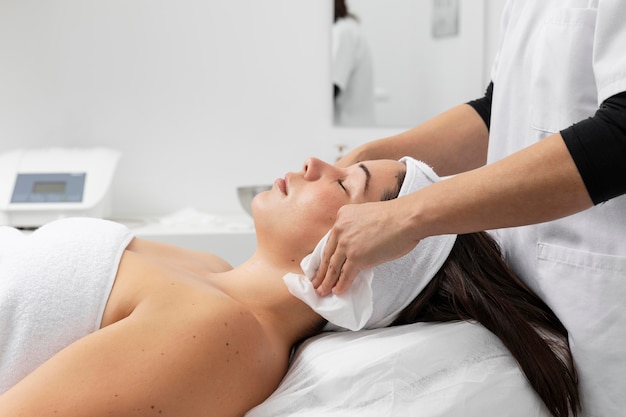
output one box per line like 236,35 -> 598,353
0,218 -> 133,393
284,157 -> 457,331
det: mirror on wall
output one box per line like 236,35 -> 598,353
332,0 -> 486,128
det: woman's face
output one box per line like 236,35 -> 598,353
253,157 -> 405,257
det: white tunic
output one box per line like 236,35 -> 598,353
488,1 -> 626,415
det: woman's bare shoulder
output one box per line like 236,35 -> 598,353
1,291 -> 285,417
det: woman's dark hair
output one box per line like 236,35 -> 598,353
393,232 -> 579,417
334,0 -> 358,23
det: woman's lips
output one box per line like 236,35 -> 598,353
275,177 -> 287,195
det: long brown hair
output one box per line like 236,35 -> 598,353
334,0 -> 358,23
393,232 -> 579,417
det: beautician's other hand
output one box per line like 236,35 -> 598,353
311,198 -> 420,296
335,150 -> 363,168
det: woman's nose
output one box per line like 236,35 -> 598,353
303,157 -> 329,181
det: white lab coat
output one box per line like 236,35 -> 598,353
332,17 -> 375,127
489,1 -> 626,416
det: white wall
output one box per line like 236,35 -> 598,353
0,0 -> 506,219
347,0 -> 485,127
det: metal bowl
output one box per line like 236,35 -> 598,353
237,185 -> 272,217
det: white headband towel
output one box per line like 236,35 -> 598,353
283,157 -> 457,331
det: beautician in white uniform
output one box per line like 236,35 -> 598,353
313,1 -> 626,416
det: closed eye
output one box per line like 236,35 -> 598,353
338,179 -> 348,193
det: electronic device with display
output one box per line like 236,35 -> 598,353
0,148 -> 120,228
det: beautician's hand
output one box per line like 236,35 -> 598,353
311,198 -> 420,296
335,149 -> 365,168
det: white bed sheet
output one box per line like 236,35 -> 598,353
246,321 -> 550,417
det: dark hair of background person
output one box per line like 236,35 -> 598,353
393,232 -> 580,417
334,0 -> 358,23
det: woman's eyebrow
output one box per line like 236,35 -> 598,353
358,163 -> 371,195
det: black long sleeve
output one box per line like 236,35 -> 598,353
561,91 -> 626,204
466,82 -> 494,130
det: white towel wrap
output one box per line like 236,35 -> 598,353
0,217 -> 133,393
284,157 -> 457,331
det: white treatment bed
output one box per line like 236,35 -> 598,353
246,321 -> 551,417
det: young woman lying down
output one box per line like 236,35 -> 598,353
0,157 -> 578,417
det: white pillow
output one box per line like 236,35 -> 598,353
246,321 -> 550,417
